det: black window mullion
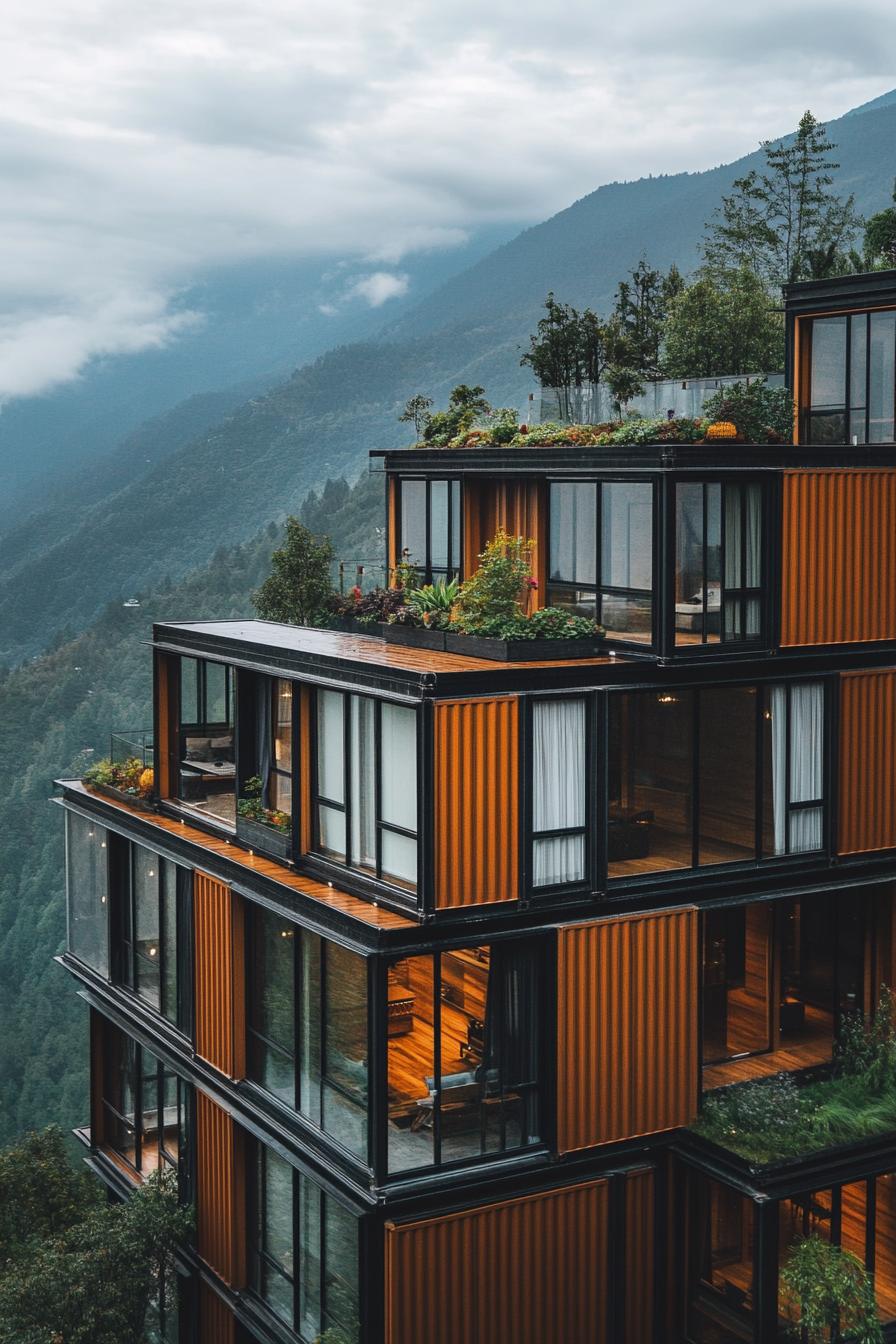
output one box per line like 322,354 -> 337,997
294,1167 -> 301,1334
134,1041 -> 143,1173
595,481 -> 603,627
293,928 -> 301,1114
692,692 -> 700,869
701,483 -> 708,645
755,685 -> 765,861
343,694 -> 352,867
374,700 -> 383,880
720,482 -> 728,635
433,952 -> 442,1166
784,682 -> 793,855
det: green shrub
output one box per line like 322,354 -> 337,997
780,1235 -> 883,1343
702,378 -> 793,443
453,530 -> 531,632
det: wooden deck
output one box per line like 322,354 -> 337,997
156,619 -> 622,675
66,781 -> 415,931
702,1005 -> 833,1089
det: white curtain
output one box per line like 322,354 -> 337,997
379,703 -> 418,886
350,696 -> 376,873
771,681 -> 823,855
532,699 -> 586,886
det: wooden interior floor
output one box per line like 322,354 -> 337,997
387,952 -> 488,1108
608,826 -> 754,879
703,1005 -> 833,1090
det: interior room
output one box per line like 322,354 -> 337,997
385,942 -> 541,1173
177,656 -> 236,825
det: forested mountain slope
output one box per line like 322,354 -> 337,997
3,96 -> 894,667
0,473 -> 382,1144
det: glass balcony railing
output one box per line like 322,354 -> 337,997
110,729 -> 154,769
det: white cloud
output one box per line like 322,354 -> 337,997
0,0 -> 893,397
346,272 -> 409,307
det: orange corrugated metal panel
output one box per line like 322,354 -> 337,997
433,696 -> 519,907
781,469 -> 896,646
462,479 -> 547,604
195,1091 -> 245,1287
557,908 -> 698,1151
387,475 -> 398,576
193,873 -> 244,1076
839,670 -> 896,854
155,652 -> 177,799
198,1280 -> 235,1344
385,1179 -> 608,1344
625,1167 -> 655,1343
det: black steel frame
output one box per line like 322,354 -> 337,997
545,476 -> 659,651
394,476 -> 463,584
800,307 -> 896,445
309,686 -> 420,899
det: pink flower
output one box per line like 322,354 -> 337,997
527,578 -> 539,590
350,585 -> 362,601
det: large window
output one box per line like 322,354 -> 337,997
112,840 -> 192,1034
675,481 -> 764,647
399,478 -> 461,583
702,892 -> 869,1090
249,1141 -> 360,1343
247,906 -> 369,1162
66,812 -> 109,976
385,940 -> 543,1174
531,698 -> 587,889
548,480 -> 653,643
236,673 -> 295,845
685,1166 -> 896,1340
99,1022 -> 191,1194
177,656 -> 235,826
803,311 -> 896,444
314,690 -> 418,891
607,680 -> 825,879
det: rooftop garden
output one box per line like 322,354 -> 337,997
692,989 -> 896,1167
400,377 -> 793,450
254,521 -> 603,657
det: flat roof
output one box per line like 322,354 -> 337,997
153,619 -> 624,695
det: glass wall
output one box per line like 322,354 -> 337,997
177,656 -> 235,825
685,1170 -> 755,1343
314,691 -> 418,892
249,1141 -> 360,1343
385,940 -> 543,1174
548,480 -> 653,642
702,892 -> 869,1089
236,673 -> 295,844
99,1021 -> 191,1189
247,906 -> 368,1162
607,680 -> 825,880
399,478 -> 462,583
675,482 -> 763,647
112,839 -> 192,1033
531,698 -> 587,889
66,812 -> 109,976
803,310 -> 896,444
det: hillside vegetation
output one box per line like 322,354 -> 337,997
0,474 -> 382,1144
3,98 -> 894,666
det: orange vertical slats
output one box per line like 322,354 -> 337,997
195,1091 -> 246,1288
433,697 -> 519,907
624,1167 -> 655,1343
386,476 -> 398,576
839,670 -> 896,854
556,907 -> 698,1152
155,652 -> 177,799
193,873 -> 245,1077
198,1280 -> 235,1344
461,478 -> 547,605
781,469 -> 896,646
385,1179 -> 608,1344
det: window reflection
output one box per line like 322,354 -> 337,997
804,310 -> 896,444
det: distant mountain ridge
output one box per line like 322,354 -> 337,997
1,94 -> 894,666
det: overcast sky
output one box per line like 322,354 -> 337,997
0,0 -> 894,401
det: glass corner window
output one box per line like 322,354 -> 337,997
548,480 -> 654,644
674,480 -> 764,648
66,812 -> 109,976
803,310 -> 896,445
176,656 -> 235,826
112,840 -> 192,1033
399,477 -> 461,583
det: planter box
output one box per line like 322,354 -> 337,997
89,781 -> 156,813
236,814 -> 293,860
443,633 -> 605,662
381,624 -> 448,651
